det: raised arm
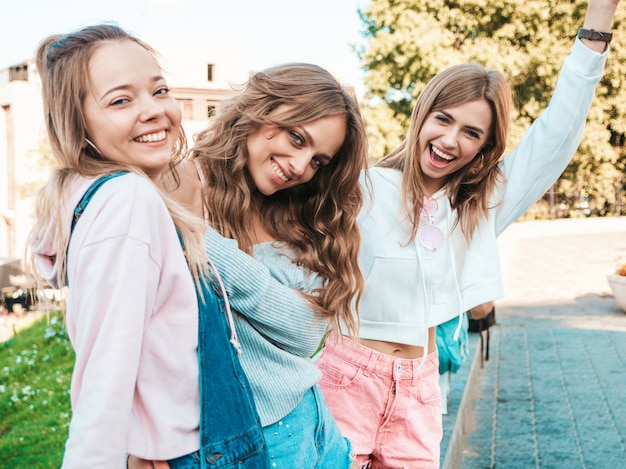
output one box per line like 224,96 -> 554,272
495,0 -> 620,231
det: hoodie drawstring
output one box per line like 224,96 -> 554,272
206,257 -> 242,355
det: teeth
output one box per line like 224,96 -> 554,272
135,130 -> 166,143
432,146 -> 454,161
271,160 -> 289,182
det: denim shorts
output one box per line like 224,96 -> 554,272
317,333 -> 442,469
167,437 -> 268,469
262,386 -> 354,469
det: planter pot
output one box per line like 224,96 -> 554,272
607,274 -> 626,313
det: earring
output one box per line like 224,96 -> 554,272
476,151 -> 486,169
85,138 -> 103,156
469,152 -> 485,176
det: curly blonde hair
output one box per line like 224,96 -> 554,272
180,63 -> 368,337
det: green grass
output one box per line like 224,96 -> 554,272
0,312 -> 73,468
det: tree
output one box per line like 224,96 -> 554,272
18,137 -> 56,199
358,0 -> 626,216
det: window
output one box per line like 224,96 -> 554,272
207,64 -> 214,82
9,63 -> 28,82
179,99 -> 193,120
207,105 -> 216,118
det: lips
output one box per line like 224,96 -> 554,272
271,158 -> 290,182
431,145 -> 455,163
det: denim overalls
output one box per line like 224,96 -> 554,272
167,277 -> 268,468
71,172 -> 269,468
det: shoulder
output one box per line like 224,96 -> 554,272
363,167 -> 402,203
162,160 -> 204,218
368,167 -> 402,187
68,173 -> 174,249
103,173 -> 162,204
85,173 -> 171,226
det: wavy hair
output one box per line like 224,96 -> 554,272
180,63 -> 368,337
27,23 -> 206,289
379,63 -> 512,241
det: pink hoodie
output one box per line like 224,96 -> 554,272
33,173 -> 200,467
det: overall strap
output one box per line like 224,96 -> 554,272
195,277 -> 268,467
66,171 -> 127,286
71,171 -> 127,234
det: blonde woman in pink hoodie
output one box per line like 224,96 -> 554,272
28,24 -> 268,468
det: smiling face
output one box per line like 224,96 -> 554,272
82,40 -> 182,180
245,108 -> 347,196
418,99 -> 493,194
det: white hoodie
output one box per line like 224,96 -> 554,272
356,39 -> 608,347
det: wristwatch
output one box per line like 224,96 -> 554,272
577,28 -> 613,43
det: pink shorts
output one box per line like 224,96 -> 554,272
317,333 -> 442,469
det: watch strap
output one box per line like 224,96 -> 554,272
577,28 -> 613,43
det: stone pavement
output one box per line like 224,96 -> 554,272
441,217 -> 626,469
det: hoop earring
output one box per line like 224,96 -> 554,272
469,152 -> 485,176
477,151 -> 486,170
85,138 -> 103,157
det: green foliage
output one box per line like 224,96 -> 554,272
18,137 -> 57,199
0,312 -> 73,468
362,99 -> 405,161
358,0 -> 626,216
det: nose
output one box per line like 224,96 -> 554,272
140,96 -> 166,122
288,153 -> 311,178
440,128 -> 459,149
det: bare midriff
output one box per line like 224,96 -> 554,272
358,326 -> 437,359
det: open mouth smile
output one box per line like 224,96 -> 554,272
430,144 -> 457,168
431,145 -> 456,163
271,158 -> 290,182
134,130 -> 167,143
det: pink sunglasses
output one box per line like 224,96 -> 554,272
418,196 -> 445,250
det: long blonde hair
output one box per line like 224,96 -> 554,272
27,23 -> 207,289
379,63 -> 512,240
174,63 -> 368,337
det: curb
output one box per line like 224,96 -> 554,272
441,330 -> 487,469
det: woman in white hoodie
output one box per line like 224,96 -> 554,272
316,0 -> 621,467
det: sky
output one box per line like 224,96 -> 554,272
2,0 -> 368,92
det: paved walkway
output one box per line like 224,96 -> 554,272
443,217 -> 626,469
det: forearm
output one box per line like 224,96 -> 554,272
204,227 -> 326,354
580,0 -> 620,53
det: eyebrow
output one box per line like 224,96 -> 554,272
439,110 -> 486,136
99,75 -> 165,101
299,126 -> 333,164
